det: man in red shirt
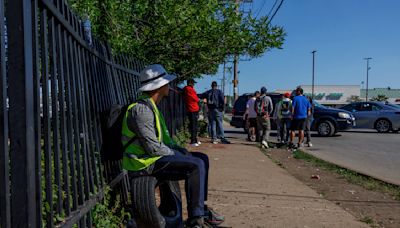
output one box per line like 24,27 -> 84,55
184,79 -> 201,146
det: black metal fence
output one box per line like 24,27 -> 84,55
0,0 -> 186,227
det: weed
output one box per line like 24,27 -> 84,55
360,216 -> 374,224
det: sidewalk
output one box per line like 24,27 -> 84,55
189,135 -> 368,227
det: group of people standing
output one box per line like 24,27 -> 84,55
245,86 -> 314,149
183,80 -> 230,147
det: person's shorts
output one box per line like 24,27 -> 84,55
291,118 -> 306,131
248,118 -> 257,128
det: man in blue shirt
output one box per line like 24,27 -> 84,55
200,81 -> 230,144
289,87 -> 311,148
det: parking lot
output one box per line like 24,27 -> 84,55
225,112 -> 400,185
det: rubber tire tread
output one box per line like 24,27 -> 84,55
131,176 -> 165,228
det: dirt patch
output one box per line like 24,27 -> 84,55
266,147 -> 400,228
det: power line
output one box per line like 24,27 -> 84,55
255,0 -> 268,18
269,0 -> 284,23
267,0 -> 279,18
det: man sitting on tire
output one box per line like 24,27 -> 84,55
122,64 -> 224,228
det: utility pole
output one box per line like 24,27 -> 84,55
222,61 -> 226,96
233,0 -> 240,101
364,57 -> 372,101
311,50 -> 317,100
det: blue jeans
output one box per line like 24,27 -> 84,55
208,109 -> 224,140
152,152 -> 209,218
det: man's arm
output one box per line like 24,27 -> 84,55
198,90 -> 208,99
128,104 -> 175,156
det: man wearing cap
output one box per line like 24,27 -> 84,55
183,79 -> 201,146
199,81 -> 230,144
122,64 -> 223,227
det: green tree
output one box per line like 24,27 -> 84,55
370,94 -> 389,102
346,95 -> 362,103
69,0 -> 285,79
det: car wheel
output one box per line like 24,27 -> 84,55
317,120 -> 335,137
131,176 -> 183,228
375,119 -> 391,133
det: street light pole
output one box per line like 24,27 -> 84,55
364,57 -> 372,101
311,50 -> 317,100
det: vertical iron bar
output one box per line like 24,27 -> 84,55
40,8 -> 54,228
0,0 -> 10,227
56,21 -> 70,216
49,13 -> 63,217
7,0 -> 37,226
63,31 -> 78,210
81,50 -> 99,189
69,38 -> 84,208
32,0 -> 43,226
74,43 -> 91,201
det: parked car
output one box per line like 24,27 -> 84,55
311,101 -> 355,136
230,93 -> 355,137
340,101 -> 400,133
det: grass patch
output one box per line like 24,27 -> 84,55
292,149 -> 400,200
360,216 -> 374,225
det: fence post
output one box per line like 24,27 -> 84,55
0,1 -> 10,227
7,0 -> 37,227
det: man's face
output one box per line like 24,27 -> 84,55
160,84 -> 170,98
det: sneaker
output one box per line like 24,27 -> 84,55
250,135 -> 256,141
186,217 -> 208,228
190,143 -> 199,147
197,141 -> 202,145
261,140 -> 269,149
220,138 -> 231,144
297,143 -> 304,148
212,139 -> 219,144
307,142 -> 313,147
204,207 -> 225,225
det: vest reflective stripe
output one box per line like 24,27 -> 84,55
122,98 -> 163,171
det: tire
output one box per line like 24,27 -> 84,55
375,119 -> 391,133
317,120 -> 335,137
131,176 -> 183,228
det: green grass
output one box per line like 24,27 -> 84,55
360,216 -> 374,225
292,149 -> 400,200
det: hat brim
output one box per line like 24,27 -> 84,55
139,73 -> 177,92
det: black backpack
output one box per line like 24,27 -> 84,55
100,100 -> 151,161
100,104 -> 130,161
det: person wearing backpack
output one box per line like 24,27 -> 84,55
274,93 -> 292,144
122,64 -> 224,228
199,81 -> 230,144
254,86 -> 273,148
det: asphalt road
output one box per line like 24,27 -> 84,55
224,123 -> 400,186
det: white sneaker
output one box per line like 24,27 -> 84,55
261,140 -> 269,148
212,140 -> 219,144
307,142 -> 313,147
190,143 -> 199,147
197,141 -> 202,145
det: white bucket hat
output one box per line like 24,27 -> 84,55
138,64 -> 177,92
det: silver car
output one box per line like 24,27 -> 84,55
340,102 -> 400,133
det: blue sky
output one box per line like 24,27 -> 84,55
193,0 -> 400,95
